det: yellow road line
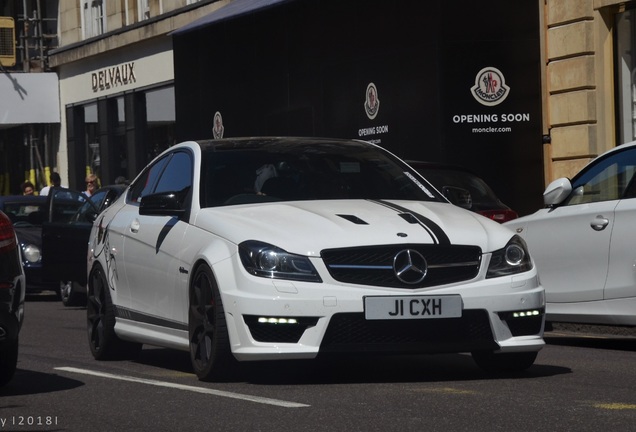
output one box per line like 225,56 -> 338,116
594,403 -> 636,410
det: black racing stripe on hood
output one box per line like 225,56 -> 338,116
370,200 -> 451,245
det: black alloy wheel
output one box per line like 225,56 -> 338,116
189,264 -> 236,382
87,264 -> 140,360
61,280 -> 87,307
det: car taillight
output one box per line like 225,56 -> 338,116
0,212 -> 17,254
478,209 -> 519,223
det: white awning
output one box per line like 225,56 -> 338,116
172,0 -> 291,35
0,72 -> 60,125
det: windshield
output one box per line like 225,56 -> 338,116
415,167 -> 502,209
3,201 -> 46,227
200,142 -> 442,207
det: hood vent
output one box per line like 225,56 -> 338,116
337,214 -> 368,225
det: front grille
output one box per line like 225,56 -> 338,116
321,244 -> 481,288
320,310 -> 498,354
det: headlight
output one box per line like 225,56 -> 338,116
23,243 -> 42,263
486,235 -> 532,278
239,240 -> 322,282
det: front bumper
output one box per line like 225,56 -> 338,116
213,255 -> 546,361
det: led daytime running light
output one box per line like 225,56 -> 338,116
512,310 -> 541,318
257,317 -> 299,325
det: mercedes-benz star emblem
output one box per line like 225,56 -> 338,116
393,249 -> 428,285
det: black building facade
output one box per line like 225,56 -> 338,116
173,0 -> 543,215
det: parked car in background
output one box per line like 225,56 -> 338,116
42,185 -> 126,306
505,140 -> 636,326
80,137 -> 544,381
0,195 -> 57,293
0,210 -> 26,387
0,186 -> 126,304
408,161 -> 518,223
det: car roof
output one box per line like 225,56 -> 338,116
194,136 -> 372,152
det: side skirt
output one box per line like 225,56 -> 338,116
113,306 -> 189,351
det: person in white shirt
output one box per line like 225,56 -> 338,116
40,172 -> 62,196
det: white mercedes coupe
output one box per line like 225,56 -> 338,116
86,137 -> 545,381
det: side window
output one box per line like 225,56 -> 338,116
129,156 -> 170,203
88,189 -> 108,209
565,148 -> 636,205
72,189 -> 107,223
155,152 -> 193,194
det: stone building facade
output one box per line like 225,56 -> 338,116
545,0 -> 632,183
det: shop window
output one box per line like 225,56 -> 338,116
84,103 -> 100,179
82,0 -> 106,39
112,97 -> 128,180
146,86 -> 176,160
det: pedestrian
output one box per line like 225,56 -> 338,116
84,174 -> 98,197
21,181 -> 35,195
40,172 -> 62,196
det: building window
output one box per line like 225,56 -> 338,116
111,97 -> 128,180
84,103 -> 100,179
146,86 -> 175,160
82,0 -> 106,39
138,0 -> 150,21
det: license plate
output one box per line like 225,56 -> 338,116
364,295 -> 462,320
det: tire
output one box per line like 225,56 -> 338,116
189,264 -> 236,382
472,350 -> 538,374
61,281 -> 87,307
87,265 -> 141,360
0,339 -> 18,387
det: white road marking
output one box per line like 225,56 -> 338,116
55,367 -> 309,408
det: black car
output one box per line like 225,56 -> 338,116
0,210 -> 26,387
408,161 -> 518,223
42,185 -> 126,306
0,195 -> 58,293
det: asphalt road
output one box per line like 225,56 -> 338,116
2,293 -> 636,432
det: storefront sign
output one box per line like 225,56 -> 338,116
359,82 -> 390,144
91,62 -> 137,93
212,111 -> 224,139
449,67 -> 531,135
470,67 -> 509,106
364,82 -> 380,120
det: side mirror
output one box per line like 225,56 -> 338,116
442,186 -> 472,210
139,191 -> 186,217
543,177 -> 572,206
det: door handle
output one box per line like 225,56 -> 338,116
590,215 -> 609,231
130,219 -> 140,233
